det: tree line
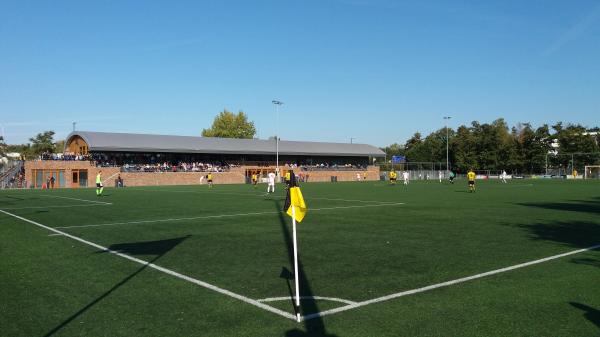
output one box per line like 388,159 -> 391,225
381,119 -> 600,174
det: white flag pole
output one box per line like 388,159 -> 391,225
291,204 -> 301,322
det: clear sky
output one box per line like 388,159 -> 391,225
1,0 -> 599,147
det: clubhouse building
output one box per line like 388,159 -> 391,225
26,131 -> 385,188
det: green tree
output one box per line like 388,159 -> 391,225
29,131 -> 56,156
421,128 -> 451,163
404,132 -> 429,162
55,140 -> 65,153
451,125 -> 477,172
202,110 -> 256,139
0,135 -> 6,157
553,124 -> 600,170
0,136 -> 7,168
513,123 -> 552,173
7,143 -> 33,160
380,143 -> 404,158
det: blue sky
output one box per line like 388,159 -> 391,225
1,0 -> 599,147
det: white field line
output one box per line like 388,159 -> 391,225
54,203 -> 405,229
257,296 -> 357,305
0,209 -> 297,321
40,195 -> 112,205
300,243 -> 600,321
137,188 -> 393,204
102,172 -> 119,185
0,204 -> 109,210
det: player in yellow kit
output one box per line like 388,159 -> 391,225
284,171 -> 291,188
467,169 -> 476,193
207,173 -> 213,188
251,173 -> 258,188
389,171 -> 397,185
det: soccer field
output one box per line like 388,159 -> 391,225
1,179 -> 599,336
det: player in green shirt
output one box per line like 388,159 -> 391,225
96,170 -> 103,196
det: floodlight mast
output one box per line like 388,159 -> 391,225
272,100 -> 283,178
444,116 -> 451,174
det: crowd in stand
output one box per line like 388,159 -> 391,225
39,151 -> 94,161
286,162 -> 368,171
121,161 -> 233,173
37,152 -> 368,171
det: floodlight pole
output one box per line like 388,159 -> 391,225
272,100 -> 283,178
444,116 -> 451,174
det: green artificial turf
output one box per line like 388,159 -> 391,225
1,179 -> 599,336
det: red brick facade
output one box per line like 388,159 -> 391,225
25,161 -> 380,188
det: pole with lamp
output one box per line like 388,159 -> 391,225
272,100 -> 283,178
443,116 -> 451,175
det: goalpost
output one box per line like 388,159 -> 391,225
584,166 -> 600,179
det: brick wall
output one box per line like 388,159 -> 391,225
24,160 -> 113,188
24,161 -> 380,188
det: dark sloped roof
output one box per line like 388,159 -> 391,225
67,131 -> 385,157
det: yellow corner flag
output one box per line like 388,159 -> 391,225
283,170 -> 307,222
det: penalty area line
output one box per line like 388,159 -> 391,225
301,243 -> 600,321
40,195 -> 112,205
138,189 -> 397,204
0,209 -> 297,321
0,204 -> 110,210
54,202 -> 405,229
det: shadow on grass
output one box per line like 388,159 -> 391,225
570,302 -> 600,329
43,236 -> 189,337
518,199 -> 600,215
274,200 -> 338,337
513,221 -> 600,248
571,257 -> 600,268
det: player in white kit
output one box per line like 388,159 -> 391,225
267,171 -> 276,193
403,171 -> 410,185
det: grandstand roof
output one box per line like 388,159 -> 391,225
66,131 -> 385,157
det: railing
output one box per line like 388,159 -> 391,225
120,165 -> 231,173
300,166 -> 368,171
0,161 -> 25,189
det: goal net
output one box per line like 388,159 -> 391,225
584,166 -> 600,179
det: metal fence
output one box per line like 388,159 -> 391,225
378,162 -> 449,181
0,160 -> 24,189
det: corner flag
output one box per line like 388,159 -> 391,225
282,170 -> 307,322
283,171 -> 307,222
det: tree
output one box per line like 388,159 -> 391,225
553,124 -> 600,170
382,120 -> 598,174
0,135 -> 6,157
0,136 -> 7,168
451,125 -> 477,172
29,131 -> 56,155
380,143 -> 404,158
55,140 -> 65,153
404,132 -> 429,162
202,110 -> 256,139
